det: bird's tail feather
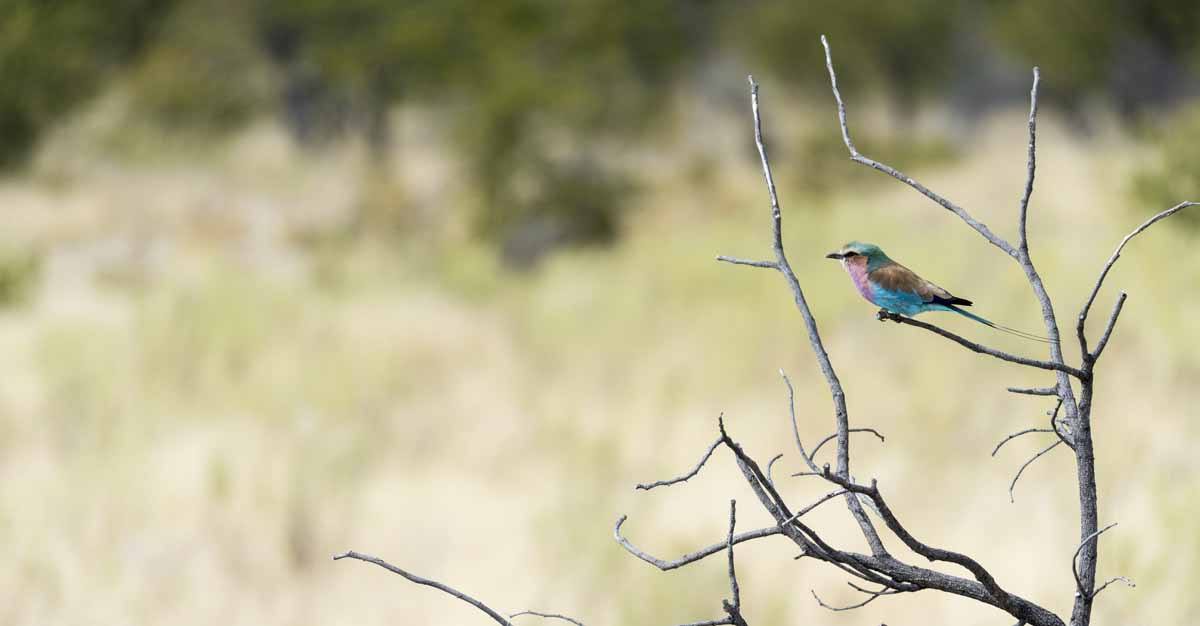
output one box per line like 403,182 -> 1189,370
945,305 -> 1053,344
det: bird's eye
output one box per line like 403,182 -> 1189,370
843,251 -> 858,257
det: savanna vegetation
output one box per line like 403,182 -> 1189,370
1,2 -> 1199,624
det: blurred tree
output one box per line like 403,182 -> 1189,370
127,0 -> 271,132
987,0 -> 1200,114
255,0 -> 711,266
5,0 -> 1200,262
0,0 -> 175,168
731,0 -> 965,113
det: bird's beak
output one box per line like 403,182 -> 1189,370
825,251 -> 844,260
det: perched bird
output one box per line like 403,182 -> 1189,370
825,241 -> 1049,342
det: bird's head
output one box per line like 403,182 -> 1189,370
825,241 -> 888,266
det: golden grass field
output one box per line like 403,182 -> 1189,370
1,91 -> 1198,625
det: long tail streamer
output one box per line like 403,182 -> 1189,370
945,305 -> 1054,344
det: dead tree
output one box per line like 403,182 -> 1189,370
334,37 -> 1194,626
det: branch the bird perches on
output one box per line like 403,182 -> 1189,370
335,36 -> 1194,626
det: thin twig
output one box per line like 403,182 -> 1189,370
1047,398 -> 1072,449
878,311 -> 1087,379
811,587 -> 892,612
333,551 -> 513,626
726,500 -> 741,612
810,428 -> 885,460
676,500 -> 748,626
778,489 -> 848,527
1073,523 -> 1118,597
510,612 -> 585,626
1091,576 -> 1135,599
1078,201 -> 1198,355
1090,293 -> 1127,361
766,453 -> 784,487
1007,386 -> 1058,396
613,515 -> 781,571
992,428 -> 1054,457
780,371 -> 818,472
716,255 -> 778,270
636,434 -> 723,491
1008,440 -> 1063,503
1017,67 -> 1041,255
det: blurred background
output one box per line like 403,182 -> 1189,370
2,1 -> 1199,624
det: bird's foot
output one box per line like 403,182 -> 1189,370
876,309 -> 903,323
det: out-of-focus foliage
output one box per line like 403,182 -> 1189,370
988,0 -> 1200,113
0,0 -> 174,167
1132,104 -> 1200,226
256,0 -> 709,265
3,0 -> 1200,264
733,0 -> 964,109
0,247 -> 41,307
128,0 -> 271,132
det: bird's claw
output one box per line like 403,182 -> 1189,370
876,309 -> 902,323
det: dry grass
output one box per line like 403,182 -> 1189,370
0,95 -> 1197,626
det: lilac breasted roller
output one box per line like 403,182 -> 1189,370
825,241 -> 1049,343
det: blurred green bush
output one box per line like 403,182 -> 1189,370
0,0 -> 175,167
128,0 -> 270,132
3,0 -> 1199,262
0,247 -> 41,307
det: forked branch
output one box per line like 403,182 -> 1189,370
820,35 -> 1016,258
1078,201 -> 1198,357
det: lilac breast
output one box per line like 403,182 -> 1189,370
845,260 -> 876,304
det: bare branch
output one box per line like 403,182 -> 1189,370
820,35 -> 1016,258
748,76 -> 886,557
810,586 -> 895,612
877,311 -> 1088,379
1047,399 -> 1073,450
778,489 -> 848,527
1007,440 -> 1064,503
1090,293 -> 1127,361
780,372 -> 818,472
1003,67 -> 1083,508
765,453 -> 784,487
1006,386 -> 1058,396
613,515 -> 781,571
818,473 -> 1024,612
733,438 -> 1063,624
726,500 -> 742,614
1078,201 -> 1198,355
992,428 -> 1054,457
711,56 -> 1070,626
636,434 -> 723,491
1073,523 -> 1118,597
510,612 -> 585,626
333,551 -> 514,626
810,428 -> 885,460
674,501 -> 749,626
1017,67 -> 1041,255
1091,576 -> 1135,599
716,255 -> 778,270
